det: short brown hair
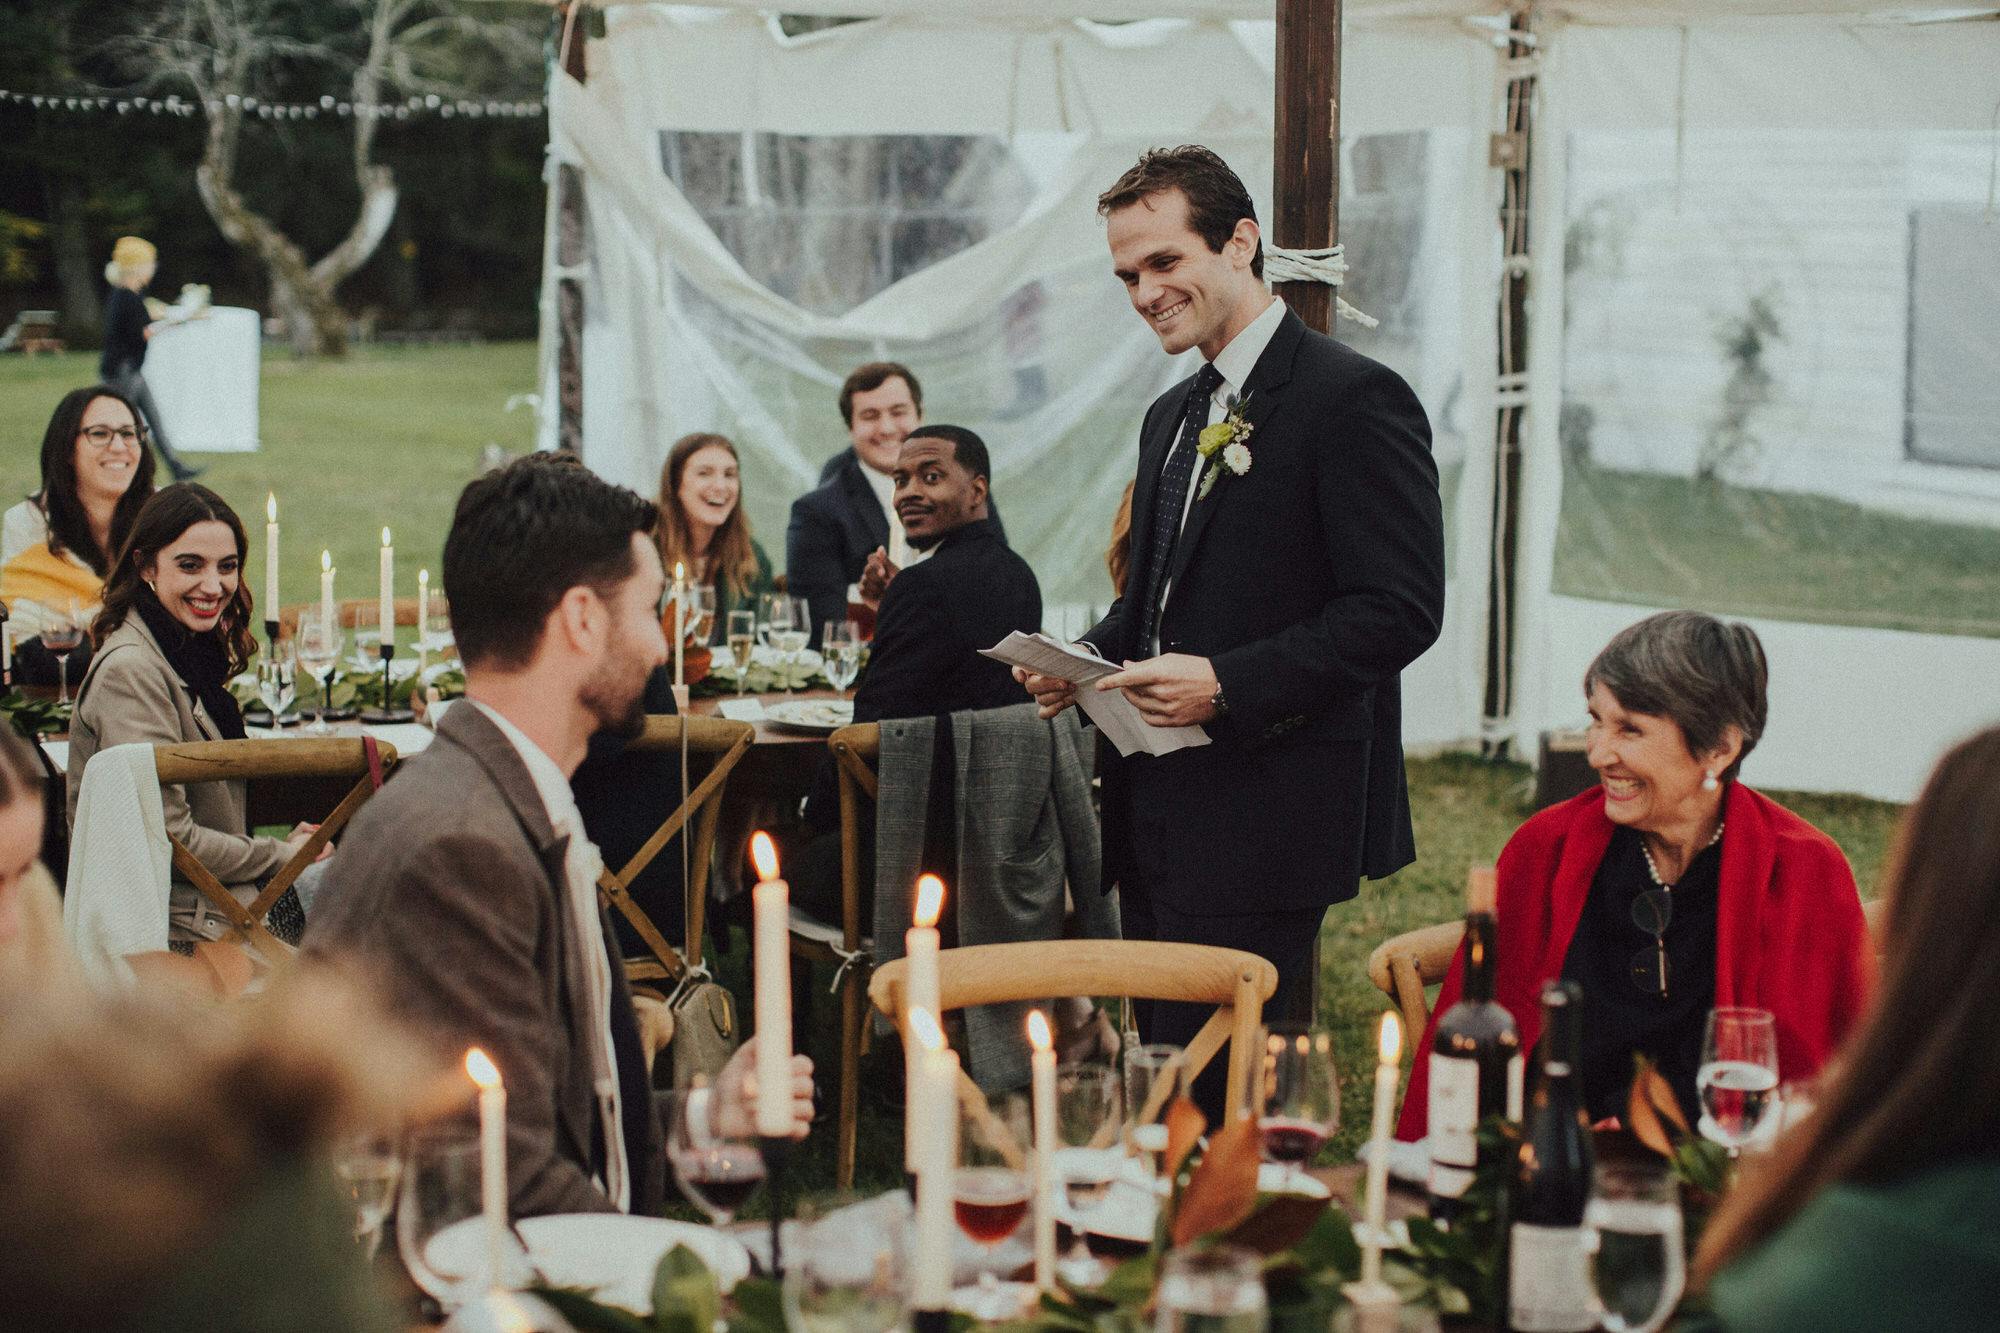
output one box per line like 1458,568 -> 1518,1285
838,362 -> 922,427
1098,145 -> 1264,280
1584,610 -> 1769,781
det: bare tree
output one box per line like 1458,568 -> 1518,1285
120,0 -> 536,356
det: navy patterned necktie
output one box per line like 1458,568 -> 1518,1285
1135,362 -> 1224,655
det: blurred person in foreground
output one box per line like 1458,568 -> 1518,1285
1397,611 -> 1871,1140
99,236 -> 200,481
654,431 -> 774,642
1,385 -> 158,688
1685,724 -> 2000,1331
0,974 -> 433,1332
0,724 -> 74,989
305,454 -> 809,1220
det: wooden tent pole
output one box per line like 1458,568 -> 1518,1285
1272,0 -> 1341,336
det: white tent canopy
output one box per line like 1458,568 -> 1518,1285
543,0 -> 2000,801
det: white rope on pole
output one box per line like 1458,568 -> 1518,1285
1263,243 -> 1379,328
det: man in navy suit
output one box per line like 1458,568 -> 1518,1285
1019,147 -> 1446,1107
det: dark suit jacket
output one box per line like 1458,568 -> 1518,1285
1086,309 -> 1445,917
572,665 -> 685,958
303,704 -> 667,1218
791,449 -> 1006,646
805,517 -> 1040,830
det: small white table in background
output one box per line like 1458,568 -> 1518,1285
143,305 -> 261,453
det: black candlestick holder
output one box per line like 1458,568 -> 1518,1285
359,642 -> 413,723
759,1134 -> 792,1278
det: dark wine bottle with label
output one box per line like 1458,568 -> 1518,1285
1508,980 -> 1596,1333
1427,866 -> 1523,1225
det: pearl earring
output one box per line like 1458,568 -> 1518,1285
1702,771 -> 1719,792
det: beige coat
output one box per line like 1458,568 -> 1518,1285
65,616 -> 289,892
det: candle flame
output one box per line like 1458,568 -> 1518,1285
381,526 -> 393,547
673,560 -> 685,582
321,549 -> 332,573
750,831 -> 780,881
465,1047 -> 501,1089
914,874 -> 945,928
266,492 -> 277,522
1378,1012 -> 1403,1065
419,568 -> 429,585
909,1007 -> 946,1052
1026,1009 -> 1052,1051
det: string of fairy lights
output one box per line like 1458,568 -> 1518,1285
0,89 -> 543,120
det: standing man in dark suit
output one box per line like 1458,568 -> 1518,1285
1018,147 -> 1446,1107
306,454 -> 812,1217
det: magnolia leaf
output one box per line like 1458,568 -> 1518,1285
1162,1095 -> 1206,1183
650,1243 -> 719,1333
1224,1191 -> 1332,1257
1626,1056 -> 1689,1157
1288,1206 -> 1363,1279
529,1287 -> 656,1333
724,1277 -> 786,1333
1171,1113 -> 1261,1246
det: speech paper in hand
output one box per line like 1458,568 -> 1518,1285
980,631 -> 1210,758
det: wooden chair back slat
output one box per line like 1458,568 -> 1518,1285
591,716 -> 754,983
872,940 -> 1278,1122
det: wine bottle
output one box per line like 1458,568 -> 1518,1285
1427,866 -> 1523,1225
1508,980 -> 1596,1333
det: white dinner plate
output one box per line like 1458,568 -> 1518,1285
762,698 -> 855,733
427,1213 -> 751,1309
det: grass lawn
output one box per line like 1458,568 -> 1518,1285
0,343 -> 541,613
0,344 -> 1910,1195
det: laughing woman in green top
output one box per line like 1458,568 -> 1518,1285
1687,724 -> 2000,1331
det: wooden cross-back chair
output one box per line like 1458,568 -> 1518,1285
152,736 -> 396,965
593,715 -> 755,989
872,939 -> 1279,1127
275,596 -> 441,640
793,722 -> 879,1188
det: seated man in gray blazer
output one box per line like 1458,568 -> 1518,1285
306,455 -> 809,1218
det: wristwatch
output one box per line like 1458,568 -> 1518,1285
1210,683 -> 1230,718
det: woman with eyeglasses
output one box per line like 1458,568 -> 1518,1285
1,385 -> 159,689
1397,610 -> 1871,1137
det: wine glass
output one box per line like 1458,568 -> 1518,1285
1154,1243 -> 1267,1333
761,594 -> 809,695
783,1190 -> 909,1333
1698,1007 -> 1780,1155
1251,1023 -> 1340,1192
1587,1159 -> 1686,1333
42,599 -> 85,706
296,612 -> 343,734
332,1133 -> 401,1260
398,1124 -> 512,1307
1122,1042 -> 1184,1181
955,1089 -> 1034,1319
257,640 -> 297,728
685,584 -> 717,648
725,609 -> 757,701
821,620 -> 862,699
660,1086 -> 767,1226
1051,1062 -> 1122,1283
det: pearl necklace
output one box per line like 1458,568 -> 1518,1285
1641,821 -> 1725,890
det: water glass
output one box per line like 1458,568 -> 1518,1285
258,641 -> 297,724
822,620 -> 862,698
1698,1007 -> 1779,1153
1154,1243 -> 1268,1333
397,1125 -> 492,1307
783,1191 -> 908,1333
332,1133 -> 401,1259
760,594 -> 809,692
1587,1159 -> 1686,1333
296,611 -> 344,733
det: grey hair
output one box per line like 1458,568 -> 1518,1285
1584,610 -> 1769,782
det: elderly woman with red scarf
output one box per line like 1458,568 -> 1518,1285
1400,611 -> 1871,1138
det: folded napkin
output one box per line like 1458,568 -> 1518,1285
63,741 -> 173,985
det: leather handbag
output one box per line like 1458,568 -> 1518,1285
666,963 -> 738,1090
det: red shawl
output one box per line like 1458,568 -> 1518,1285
1396,782 -> 1871,1141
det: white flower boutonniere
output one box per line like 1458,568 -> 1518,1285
1194,394 -> 1255,500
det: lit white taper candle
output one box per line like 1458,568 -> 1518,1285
319,550 -> 335,633
465,1047 -> 508,1289
672,561 -> 686,688
378,527 -> 395,654
749,832 -> 793,1136
1361,1011 -> 1403,1287
264,493 -> 279,616
903,874 -> 946,1172
908,1007 -> 959,1311
417,569 -> 430,677
1027,1009 -> 1057,1291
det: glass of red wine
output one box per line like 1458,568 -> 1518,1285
660,1086 -> 768,1227
955,1089 -> 1035,1320
43,599 -> 85,707
1250,1023 -> 1341,1193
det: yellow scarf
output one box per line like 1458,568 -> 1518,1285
0,543 -> 103,639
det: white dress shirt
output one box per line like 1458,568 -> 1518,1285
468,700 -> 631,1212
1151,295 -> 1286,652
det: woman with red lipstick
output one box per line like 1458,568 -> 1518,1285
655,432 -> 772,643
66,485 -> 324,949
1399,611 -> 1871,1137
